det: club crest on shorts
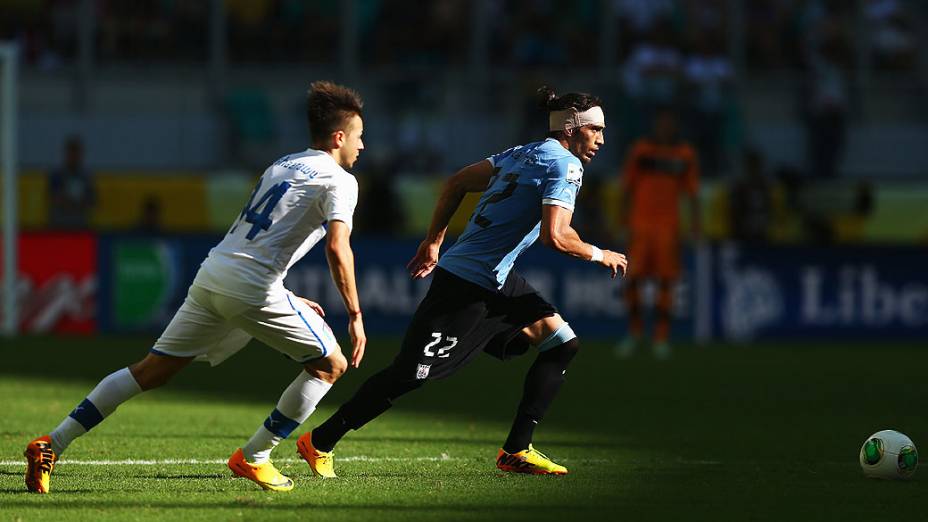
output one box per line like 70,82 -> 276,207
415,364 -> 431,380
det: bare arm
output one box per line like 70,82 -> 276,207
540,204 -> 628,278
325,220 -> 366,368
407,160 -> 495,279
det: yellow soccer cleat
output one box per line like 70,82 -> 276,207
496,444 -> 568,475
296,432 -> 337,478
24,435 -> 58,494
227,448 -> 294,492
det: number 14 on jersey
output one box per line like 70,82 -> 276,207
231,177 -> 292,240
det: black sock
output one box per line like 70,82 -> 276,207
312,365 -> 424,452
503,338 -> 579,454
503,413 -> 538,454
311,412 -> 351,453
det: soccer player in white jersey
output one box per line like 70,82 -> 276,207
24,81 -> 368,493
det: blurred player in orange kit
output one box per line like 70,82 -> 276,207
616,108 -> 700,359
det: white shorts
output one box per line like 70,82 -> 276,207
151,284 -> 339,366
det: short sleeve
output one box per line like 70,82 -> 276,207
487,145 -> 522,167
540,156 -> 583,211
324,176 -> 359,230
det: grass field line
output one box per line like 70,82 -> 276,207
0,455 -> 460,467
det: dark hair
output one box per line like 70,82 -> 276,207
537,85 -> 602,137
306,81 -> 364,145
537,86 -> 602,112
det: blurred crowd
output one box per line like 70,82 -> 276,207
2,0 -> 925,244
4,1 -> 919,70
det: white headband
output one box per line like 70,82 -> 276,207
548,106 -> 605,132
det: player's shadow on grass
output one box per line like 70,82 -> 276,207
347,435 -> 624,449
0,499 -> 607,512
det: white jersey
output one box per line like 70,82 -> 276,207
193,149 -> 358,306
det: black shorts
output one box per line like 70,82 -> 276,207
392,267 -> 558,381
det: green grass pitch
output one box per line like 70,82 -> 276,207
1,335 -> 925,521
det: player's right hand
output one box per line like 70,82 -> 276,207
297,296 -> 325,317
600,250 -> 628,279
348,314 -> 366,368
407,240 -> 441,279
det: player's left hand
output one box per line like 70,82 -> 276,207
297,297 -> 325,317
407,240 -> 441,279
600,250 -> 628,279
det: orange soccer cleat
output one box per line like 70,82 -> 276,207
227,448 -> 294,492
24,435 -> 58,493
296,432 -> 337,478
496,444 -> 568,475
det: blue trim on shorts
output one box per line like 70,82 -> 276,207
286,294 -> 329,358
149,347 -> 170,356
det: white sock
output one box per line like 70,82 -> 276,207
49,367 -> 143,455
48,417 -> 85,456
242,371 -> 332,463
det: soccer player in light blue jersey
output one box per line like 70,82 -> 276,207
297,86 -> 627,477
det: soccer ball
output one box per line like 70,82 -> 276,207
859,430 -> 918,480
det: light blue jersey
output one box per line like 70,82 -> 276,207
438,138 -> 584,290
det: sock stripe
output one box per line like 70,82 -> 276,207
68,399 -> 104,431
263,408 -> 300,439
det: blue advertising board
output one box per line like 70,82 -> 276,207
709,243 -> 928,340
96,235 -> 925,341
96,235 -> 693,341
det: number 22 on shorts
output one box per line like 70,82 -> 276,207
423,333 -> 458,358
